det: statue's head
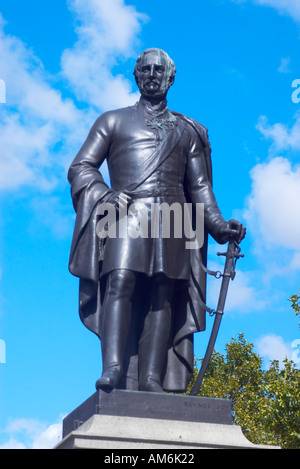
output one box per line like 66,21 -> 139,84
134,48 -> 176,99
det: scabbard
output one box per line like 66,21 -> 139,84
189,240 -> 239,396
189,312 -> 223,396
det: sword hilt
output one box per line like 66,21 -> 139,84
217,240 -> 244,259
217,241 -> 244,280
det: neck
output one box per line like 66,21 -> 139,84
140,95 -> 167,109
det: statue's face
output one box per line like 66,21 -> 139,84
137,52 -> 173,99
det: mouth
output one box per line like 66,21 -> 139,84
145,80 -> 160,88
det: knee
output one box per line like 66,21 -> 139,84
108,269 -> 136,299
151,274 -> 174,311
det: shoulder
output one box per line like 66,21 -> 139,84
172,111 -> 213,180
92,106 -> 135,132
171,111 -> 210,148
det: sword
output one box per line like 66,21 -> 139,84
189,238 -> 244,396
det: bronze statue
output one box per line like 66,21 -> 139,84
68,48 -> 245,393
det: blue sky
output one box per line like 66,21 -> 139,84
0,0 -> 300,448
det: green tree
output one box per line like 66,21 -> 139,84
289,289 -> 300,329
188,334 -> 300,448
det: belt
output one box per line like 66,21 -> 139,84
127,187 -> 185,199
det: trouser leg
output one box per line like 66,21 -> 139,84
96,269 -> 136,390
138,274 -> 174,392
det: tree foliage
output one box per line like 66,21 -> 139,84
289,289 -> 300,329
188,334 -> 300,449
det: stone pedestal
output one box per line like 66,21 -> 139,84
55,389 -> 279,450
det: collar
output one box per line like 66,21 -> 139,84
136,97 -> 168,116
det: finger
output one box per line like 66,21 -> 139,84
119,193 -> 131,204
228,220 -> 242,232
228,229 -> 240,237
239,226 -> 246,242
124,195 -> 132,205
234,225 -> 246,243
228,221 -> 246,243
119,201 -> 132,213
118,201 -> 127,211
224,228 -> 243,242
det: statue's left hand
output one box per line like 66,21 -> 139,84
217,219 -> 246,245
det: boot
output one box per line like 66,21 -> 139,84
96,270 -> 135,390
138,308 -> 171,393
95,305 -> 128,390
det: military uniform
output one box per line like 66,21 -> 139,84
68,97 -> 226,391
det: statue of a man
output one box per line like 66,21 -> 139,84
68,48 -> 245,393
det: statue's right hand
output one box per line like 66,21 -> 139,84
106,191 -> 132,212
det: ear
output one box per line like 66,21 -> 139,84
133,72 -> 139,87
169,75 -> 175,87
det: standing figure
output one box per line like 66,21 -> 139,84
68,48 -> 245,393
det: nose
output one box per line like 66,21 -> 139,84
150,64 -> 156,77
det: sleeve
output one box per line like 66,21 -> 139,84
184,128 -> 226,242
68,112 -> 115,281
68,112 -> 114,213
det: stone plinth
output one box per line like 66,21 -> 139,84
56,389 -> 280,450
62,389 -> 232,439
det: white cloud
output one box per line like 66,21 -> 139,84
0,113 -> 57,190
30,196 -> 75,239
0,418 -> 62,449
226,270 -> 267,312
231,0 -> 300,23
256,333 -> 292,365
0,16 -> 76,124
0,0 -> 146,192
277,56 -> 291,74
0,438 -> 26,449
32,422 -> 62,449
206,252 -> 266,314
0,14 -> 83,191
256,115 -> 300,152
61,0 -> 146,110
244,157 -> 300,252
253,0 -> 300,23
